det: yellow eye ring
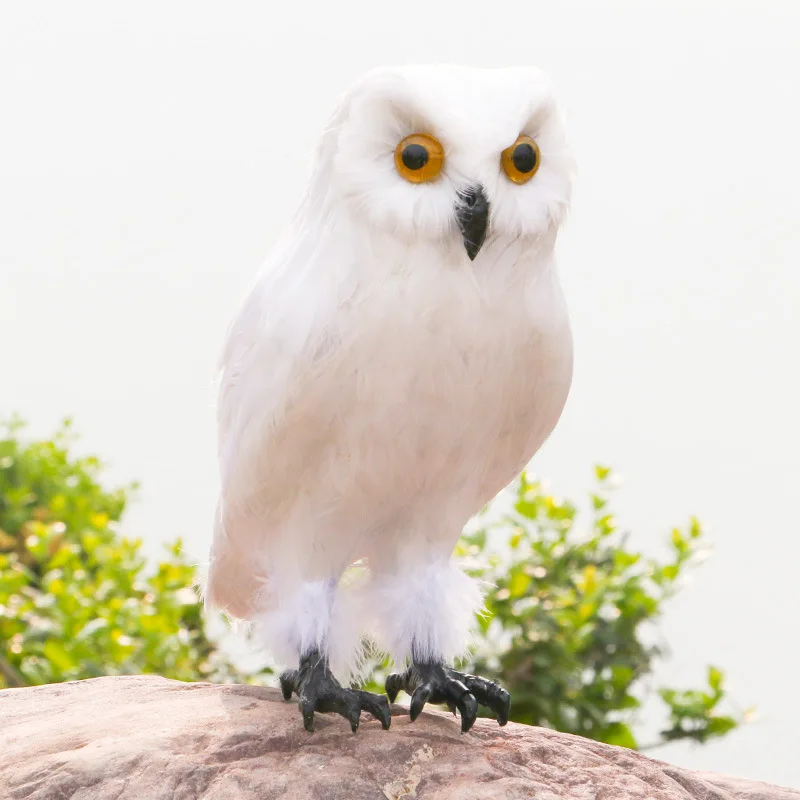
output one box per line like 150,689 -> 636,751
501,135 -> 541,184
394,134 -> 444,184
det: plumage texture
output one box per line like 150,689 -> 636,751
365,561 -> 485,668
206,64 -> 575,679
251,576 -> 368,680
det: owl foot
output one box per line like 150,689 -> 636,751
279,649 -> 391,733
385,662 -> 510,733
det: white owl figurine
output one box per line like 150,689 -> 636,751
206,64 -> 575,733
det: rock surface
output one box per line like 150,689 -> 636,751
0,676 -> 796,800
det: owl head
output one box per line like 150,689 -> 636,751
306,65 -> 574,261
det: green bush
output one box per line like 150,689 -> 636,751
0,417 -> 222,686
0,419 -> 743,750
459,468 -> 740,748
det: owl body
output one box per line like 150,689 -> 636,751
207,65 -> 575,675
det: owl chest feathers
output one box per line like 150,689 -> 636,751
265,238 -> 574,527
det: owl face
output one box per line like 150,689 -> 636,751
324,65 -> 574,260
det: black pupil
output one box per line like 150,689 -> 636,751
401,143 -> 429,171
512,142 -> 537,174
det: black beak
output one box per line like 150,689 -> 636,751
456,185 -> 490,261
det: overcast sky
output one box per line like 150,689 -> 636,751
1,0 -> 799,788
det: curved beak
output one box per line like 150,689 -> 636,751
456,185 -> 490,261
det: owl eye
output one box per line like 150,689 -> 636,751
501,135 -> 541,184
394,134 -> 444,184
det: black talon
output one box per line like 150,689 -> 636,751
300,698 -> 316,732
385,661 -> 510,731
346,704 -> 360,733
280,649 -> 391,732
356,690 -> 392,730
279,669 -> 297,701
461,673 -> 512,726
385,672 -> 405,704
458,691 -> 479,733
409,684 -> 432,721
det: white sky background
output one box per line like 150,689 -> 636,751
1,0 -> 799,787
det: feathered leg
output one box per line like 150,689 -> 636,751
372,559 -> 510,732
254,577 -> 390,732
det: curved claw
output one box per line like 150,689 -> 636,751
409,684 -> 432,721
385,672 -> 406,704
299,697 -> 316,732
358,691 -> 392,730
279,670 -> 297,701
440,677 -> 476,733
461,673 -> 511,726
457,692 -> 478,733
496,690 -> 511,726
346,705 -> 360,733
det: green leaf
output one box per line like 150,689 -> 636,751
671,528 -> 688,554
705,716 -> 738,738
708,666 -> 723,694
515,500 -> 538,520
604,723 -> 638,749
509,571 -> 532,598
595,465 -> 612,481
43,639 -> 74,672
662,564 -> 679,581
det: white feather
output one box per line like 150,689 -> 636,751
364,559 -> 485,667
206,65 -> 575,679
251,575 -> 369,681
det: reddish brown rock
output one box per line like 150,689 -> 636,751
0,675 -> 796,800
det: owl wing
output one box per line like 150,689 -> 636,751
206,247 -> 345,617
